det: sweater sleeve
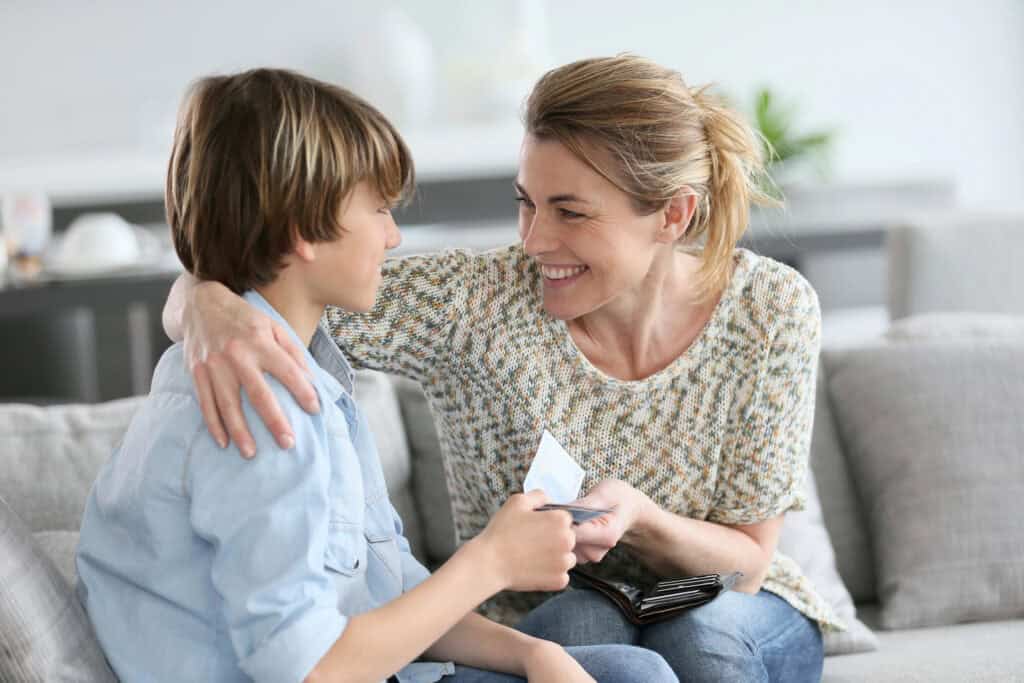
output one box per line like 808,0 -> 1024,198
322,249 -> 480,382
708,275 -> 821,526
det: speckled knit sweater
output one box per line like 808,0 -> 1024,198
325,244 -> 843,632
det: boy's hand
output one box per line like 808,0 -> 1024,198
475,490 -> 576,592
523,641 -> 595,683
182,277 -> 319,457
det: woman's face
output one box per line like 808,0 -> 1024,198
516,135 -> 671,321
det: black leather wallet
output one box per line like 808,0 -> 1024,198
568,568 -> 743,625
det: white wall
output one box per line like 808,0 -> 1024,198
2,0 -> 1022,208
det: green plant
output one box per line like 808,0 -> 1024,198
753,87 -> 833,188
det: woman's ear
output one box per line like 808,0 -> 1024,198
659,189 -> 699,243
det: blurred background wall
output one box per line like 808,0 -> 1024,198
2,0 -> 1022,207
1,0 -> 1022,402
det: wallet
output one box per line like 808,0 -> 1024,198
568,567 -> 743,625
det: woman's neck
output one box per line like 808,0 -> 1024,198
567,250 -> 719,381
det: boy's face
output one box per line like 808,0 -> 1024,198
308,181 -> 402,312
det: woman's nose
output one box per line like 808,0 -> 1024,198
521,214 -> 554,256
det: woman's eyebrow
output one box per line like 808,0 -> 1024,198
514,181 -> 591,205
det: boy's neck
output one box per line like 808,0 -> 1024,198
255,281 -> 325,348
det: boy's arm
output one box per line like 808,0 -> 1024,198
308,496 -> 586,683
187,394 -> 344,683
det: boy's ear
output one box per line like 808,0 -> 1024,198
658,188 -> 699,243
293,235 -> 317,263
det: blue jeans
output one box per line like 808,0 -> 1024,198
448,644 -> 678,682
516,588 -> 823,683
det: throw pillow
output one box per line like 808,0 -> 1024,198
778,471 -> 879,655
808,361 -> 877,604
0,495 -> 116,682
825,340 -> 1024,629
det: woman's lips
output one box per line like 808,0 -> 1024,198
541,264 -> 589,288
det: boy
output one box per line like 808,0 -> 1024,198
76,69 -> 674,683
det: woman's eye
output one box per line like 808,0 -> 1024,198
559,208 -> 584,220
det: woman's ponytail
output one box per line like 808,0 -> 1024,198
688,86 -> 778,298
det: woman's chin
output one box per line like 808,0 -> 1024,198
542,296 -> 587,321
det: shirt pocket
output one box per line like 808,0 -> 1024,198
364,505 -> 404,595
324,521 -> 368,578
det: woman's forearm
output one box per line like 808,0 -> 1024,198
624,502 -> 780,593
162,272 -> 197,342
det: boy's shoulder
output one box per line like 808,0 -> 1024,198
149,343 -> 337,459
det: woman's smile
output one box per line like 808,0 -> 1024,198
540,263 -> 590,287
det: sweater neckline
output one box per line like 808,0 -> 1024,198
548,249 -> 752,391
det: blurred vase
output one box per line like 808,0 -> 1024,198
1,190 -> 52,257
348,7 -> 436,129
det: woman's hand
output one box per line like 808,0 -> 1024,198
182,277 -> 320,456
571,479 -> 656,564
523,640 -> 595,683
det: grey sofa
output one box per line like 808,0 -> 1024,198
2,328 -> 1023,681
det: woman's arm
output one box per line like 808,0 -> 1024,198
160,249 -> 481,455
571,480 -> 782,593
162,272 -> 321,455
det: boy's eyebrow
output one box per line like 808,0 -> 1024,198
514,181 -> 591,205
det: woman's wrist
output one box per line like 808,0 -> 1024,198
622,491 -> 662,545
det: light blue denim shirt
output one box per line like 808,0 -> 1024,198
77,291 -> 453,683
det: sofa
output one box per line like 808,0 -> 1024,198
3,214 -> 1023,681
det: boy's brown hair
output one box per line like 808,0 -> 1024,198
167,68 -> 413,294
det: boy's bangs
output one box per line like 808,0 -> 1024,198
351,113 -> 414,207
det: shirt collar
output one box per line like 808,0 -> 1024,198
242,291 -> 354,403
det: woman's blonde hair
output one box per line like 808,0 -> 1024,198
167,68 -> 413,294
525,54 -> 777,300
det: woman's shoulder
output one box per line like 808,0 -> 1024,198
730,249 -> 821,325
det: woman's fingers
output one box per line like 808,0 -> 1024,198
269,322 -> 320,415
193,362 -> 228,449
273,322 -> 310,374
206,352 -> 256,458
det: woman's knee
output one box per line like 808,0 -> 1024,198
566,644 -> 678,683
516,589 -> 637,646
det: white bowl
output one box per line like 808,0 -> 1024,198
50,213 -> 141,276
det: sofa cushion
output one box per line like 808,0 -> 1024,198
824,339 -> 1024,629
887,212 -> 1024,319
823,607 -> 1024,682
0,397 -> 142,533
0,495 -> 116,682
391,377 -> 457,566
354,370 -> 425,561
808,362 -> 876,603
778,470 -> 878,655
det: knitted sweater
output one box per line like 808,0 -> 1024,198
325,244 -> 843,631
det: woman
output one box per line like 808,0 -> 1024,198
165,55 -> 840,681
